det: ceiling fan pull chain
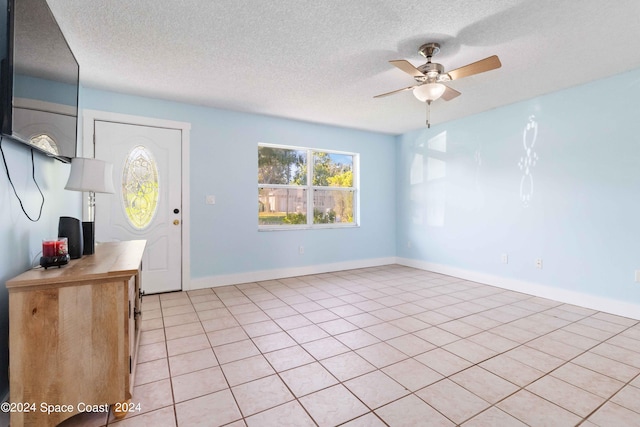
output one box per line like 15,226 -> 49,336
426,101 -> 432,128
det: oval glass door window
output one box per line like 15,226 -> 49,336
122,145 -> 159,229
30,134 -> 59,155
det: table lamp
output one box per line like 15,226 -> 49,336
64,157 -> 115,255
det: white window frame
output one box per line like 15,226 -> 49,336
258,142 -> 360,230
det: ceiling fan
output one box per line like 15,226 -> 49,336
375,42 -> 501,127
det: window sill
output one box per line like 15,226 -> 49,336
258,224 -> 360,231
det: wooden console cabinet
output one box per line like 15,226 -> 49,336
5,240 -> 146,427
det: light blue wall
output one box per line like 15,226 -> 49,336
14,75 -> 78,107
0,139 -> 80,399
81,88 -> 397,278
0,79 -> 84,399
396,67 -> 640,305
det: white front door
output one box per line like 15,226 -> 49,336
94,121 -> 182,294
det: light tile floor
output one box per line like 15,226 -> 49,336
58,265 -> 640,426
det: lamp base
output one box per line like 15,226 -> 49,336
82,221 -> 95,255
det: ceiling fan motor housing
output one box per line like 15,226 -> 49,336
417,62 -> 444,81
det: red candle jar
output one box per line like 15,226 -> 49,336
56,238 -> 68,256
42,240 -> 57,257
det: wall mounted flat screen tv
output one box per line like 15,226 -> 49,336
0,0 -> 79,163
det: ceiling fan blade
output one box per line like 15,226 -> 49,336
373,85 -> 417,98
389,60 -> 425,77
447,55 -> 501,80
441,85 -> 461,101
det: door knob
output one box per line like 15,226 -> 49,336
173,220 -> 180,225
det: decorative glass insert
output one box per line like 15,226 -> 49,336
122,145 -> 159,229
30,134 -> 58,155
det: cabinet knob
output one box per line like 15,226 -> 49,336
173,219 -> 180,225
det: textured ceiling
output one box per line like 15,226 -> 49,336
45,0 -> 640,135
16,0 -> 78,83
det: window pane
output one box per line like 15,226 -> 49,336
313,152 -> 353,187
258,187 -> 308,225
313,189 -> 354,224
122,145 -> 159,229
258,146 -> 307,185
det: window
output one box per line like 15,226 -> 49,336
122,145 -> 160,229
258,144 -> 358,228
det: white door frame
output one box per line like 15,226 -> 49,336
82,109 -> 192,291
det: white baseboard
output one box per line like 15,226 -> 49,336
187,256 -> 640,320
189,257 -> 397,290
397,257 -> 640,320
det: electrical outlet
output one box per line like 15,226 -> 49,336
536,258 -> 543,269
635,270 -> 640,282
298,246 -> 304,255
501,254 -> 508,264
205,195 -> 215,205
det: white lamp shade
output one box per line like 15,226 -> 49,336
65,157 -> 115,194
413,83 -> 447,102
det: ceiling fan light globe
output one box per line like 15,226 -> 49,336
413,83 -> 446,102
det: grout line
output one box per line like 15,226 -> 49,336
125,265 -> 640,427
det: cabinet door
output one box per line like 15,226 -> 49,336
9,281 -> 127,426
